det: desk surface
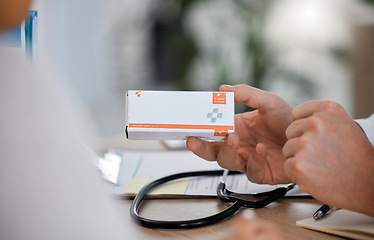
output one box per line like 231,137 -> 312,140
116,192 -> 343,240
99,136 -> 344,240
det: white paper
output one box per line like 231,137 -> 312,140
103,150 -> 307,197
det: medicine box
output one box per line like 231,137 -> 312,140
125,90 -> 235,140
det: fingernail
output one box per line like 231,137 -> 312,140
242,209 -> 255,219
256,145 -> 261,154
227,135 -> 233,145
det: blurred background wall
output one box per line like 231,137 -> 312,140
30,0 -> 374,136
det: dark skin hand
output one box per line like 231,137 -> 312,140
187,84 -> 293,184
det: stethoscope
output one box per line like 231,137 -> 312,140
130,169 -> 296,229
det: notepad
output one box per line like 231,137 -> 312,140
296,209 -> 374,240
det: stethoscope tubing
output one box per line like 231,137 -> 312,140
130,170 -> 295,229
130,170 -> 243,229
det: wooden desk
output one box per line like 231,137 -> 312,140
98,136 -> 344,239
116,197 -> 343,240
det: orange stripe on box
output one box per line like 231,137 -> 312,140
129,123 -> 233,132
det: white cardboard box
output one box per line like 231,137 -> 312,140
125,90 -> 235,140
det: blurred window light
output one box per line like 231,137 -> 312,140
264,0 -> 352,48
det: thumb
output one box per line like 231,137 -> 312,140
220,84 -> 276,110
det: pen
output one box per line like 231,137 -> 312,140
313,204 -> 332,220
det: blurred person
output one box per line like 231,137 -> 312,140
187,84 -> 374,218
223,210 -> 284,240
0,1 -> 138,239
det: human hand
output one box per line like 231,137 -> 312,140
187,84 -> 293,184
222,210 -> 284,240
283,101 -> 374,216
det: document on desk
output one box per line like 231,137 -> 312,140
297,209 -> 374,240
103,150 -> 307,197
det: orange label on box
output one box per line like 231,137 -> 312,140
214,131 -> 229,136
213,92 -> 226,104
129,123 -> 232,138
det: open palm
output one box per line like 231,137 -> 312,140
187,84 -> 293,184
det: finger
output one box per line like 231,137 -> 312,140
292,101 -> 342,120
282,137 -> 301,159
255,143 -> 267,166
284,154 -> 309,188
285,118 -> 309,140
283,156 -> 298,183
186,137 -> 224,161
219,84 -> 234,92
245,143 -> 268,183
292,102 -> 318,120
216,134 -> 241,170
219,84 -> 276,109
